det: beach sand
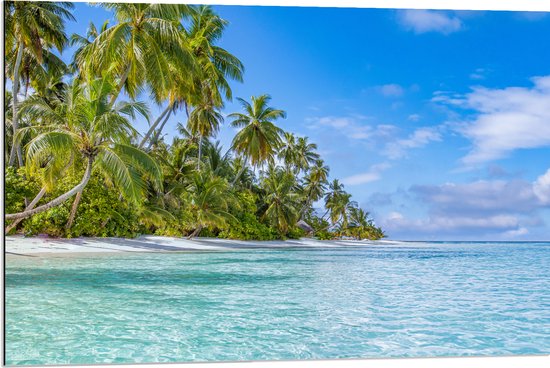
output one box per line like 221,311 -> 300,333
4,235 -> 392,258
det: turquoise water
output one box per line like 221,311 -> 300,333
5,241 -> 550,365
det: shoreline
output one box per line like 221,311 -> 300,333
4,235 -> 390,258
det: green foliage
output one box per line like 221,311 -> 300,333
218,191 -> 279,240
21,173 -> 142,238
4,167 -> 40,215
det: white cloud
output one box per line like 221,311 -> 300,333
438,76 -> 550,166
503,227 -> 529,238
408,114 -> 420,122
533,168 -> 550,205
382,212 -> 520,233
398,10 -> 462,35
383,127 -> 442,159
342,163 -> 391,186
381,170 -> 550,238
306,115 -> 398,142
379,84 -> 404,97
469,68 -> 487,80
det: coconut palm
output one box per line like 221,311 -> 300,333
229,94 -> 286,170
347,207 -> 376,240
139,6 -> 243,150
75,2 -> 194,106
69,20 -> 109,75
186,171 -> 236,238
261,166 -> 301,235
187,93 -> 224,170
5,78 -> 162,223
294,136 -> 320,174
278,132 -> 297,171
5,0 -> 75,167
300,159 -> 329,217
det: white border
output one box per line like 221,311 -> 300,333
2,1 -> 550,368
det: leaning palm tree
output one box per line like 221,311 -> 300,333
5,0 -> 75,167
229,94 -> 286,172
261,165 -> 301,236
5,78 -> 162,223
74,2 -> 194,106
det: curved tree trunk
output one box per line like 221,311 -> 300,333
108,63 -> 132,107
147,109 -> 172,150
65,190 -> 83,230
187,225 -> 203,239
5,158 -> 94,221
139,105 -> 171,148
9,41 -> 24,167
5,187 -> 47,233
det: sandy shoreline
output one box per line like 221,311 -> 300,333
4,235 -> 393,258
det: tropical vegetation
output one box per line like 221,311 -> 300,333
4,1 -> 385,241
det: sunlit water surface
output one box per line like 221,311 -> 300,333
5,241 -> 550,365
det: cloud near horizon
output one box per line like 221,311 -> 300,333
379,169 -> 550,239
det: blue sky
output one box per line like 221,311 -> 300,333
64,3 -> 550,240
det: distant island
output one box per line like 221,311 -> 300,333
4,2 -> 385,242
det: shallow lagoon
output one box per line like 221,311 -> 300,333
5,241 -> 550,365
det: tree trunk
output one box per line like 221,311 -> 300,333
187,225 -> 203,239
65,190 -> 83,230
5,157 -> 94,221
139,105 -> 171,148
108,63 -> 132,107
9,41 -> 24,167
5,187 -> 47,233
197,135 -> 203,171
147,109 -> 172,150
231,159 -> 248,187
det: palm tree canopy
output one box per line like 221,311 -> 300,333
229,94 -> 286,168
75,2 -> 194,103
20,78 -> 161,202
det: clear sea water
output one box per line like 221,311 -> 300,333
5,241 -> 550,365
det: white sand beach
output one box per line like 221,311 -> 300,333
4,235 -> 393,257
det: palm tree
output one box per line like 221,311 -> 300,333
5,0 -> 75,167
279,131 -> 297,171
261,165 -> 300,235
139,6 -> 243,150
69,20 -> 109,75
5,78 -> 162,224
229,94 -> 286,171
74,3 -> 193,106
294,136 -> 320,174
187,93 -> 224,171
300,159 -> 329,217
347,207 -> 375,240
186,171 -> 236,238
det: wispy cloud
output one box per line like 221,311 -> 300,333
398,10 -> 462,35
306,115 -> 397,141
342,163 -> 391,186
379,83 -> 404,97
436,75 -> 550,166
383,127 -> 442,159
